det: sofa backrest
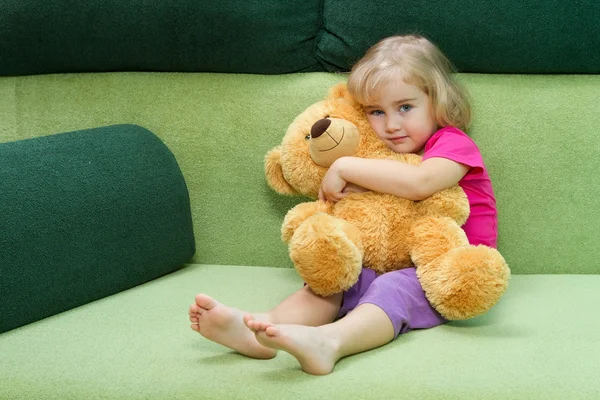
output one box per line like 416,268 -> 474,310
1,72 -> 598,274
1,0 -> 599,76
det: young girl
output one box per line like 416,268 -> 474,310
188,35 -> 498,375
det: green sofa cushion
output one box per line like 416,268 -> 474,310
319,0 -> 600,73
1,73 -> 598,275
0,0 -> 322,76
0,124 -> 195,333
1,264 -> 598,399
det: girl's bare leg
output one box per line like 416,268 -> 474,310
249,303 -> 394,374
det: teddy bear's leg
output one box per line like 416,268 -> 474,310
289,213 -> 364,297
281,201 -> 334,243
410,217 -> 510,320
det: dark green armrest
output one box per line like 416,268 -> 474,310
0,124 -> 195,333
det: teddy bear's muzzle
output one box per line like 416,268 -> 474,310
309,118 -> 360,167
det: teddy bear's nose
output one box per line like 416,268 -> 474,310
310,118 -> 331,139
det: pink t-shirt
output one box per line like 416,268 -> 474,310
422,127 -> 498,248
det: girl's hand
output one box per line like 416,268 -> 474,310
342,182 -> 370,195
318,166 -> 348,203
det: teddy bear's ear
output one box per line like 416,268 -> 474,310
264,146 -> 298,195
328,82 -> 357,105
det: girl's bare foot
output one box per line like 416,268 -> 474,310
188,294 -> 276,359
245,318 -> 339,375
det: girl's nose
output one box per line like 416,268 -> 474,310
385,116 -> 402,133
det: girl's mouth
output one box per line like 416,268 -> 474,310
390,136 -> 408,143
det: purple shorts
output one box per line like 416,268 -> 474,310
337,267 -> 446,338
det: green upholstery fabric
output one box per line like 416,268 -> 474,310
1,1 -> 599,75
1,265 -> 599,399
1,1 -> 598,395
0,125 -> 195,333
0,0 -> 321,76
1,73 -> 598,274
319,0 -> 600,73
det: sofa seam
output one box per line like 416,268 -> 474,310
312,0 -> 329,72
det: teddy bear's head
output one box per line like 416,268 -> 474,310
265,83 -> 391,198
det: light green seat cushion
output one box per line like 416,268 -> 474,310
1,265 -> 599,399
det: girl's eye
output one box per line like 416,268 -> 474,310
400,104 -> 413,112
371,110 -> 384,116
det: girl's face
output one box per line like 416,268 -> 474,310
362,75 -> 437,154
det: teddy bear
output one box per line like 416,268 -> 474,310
264,82 -> 510,320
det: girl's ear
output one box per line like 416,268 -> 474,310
327,82 -> 358,105
264,146 -> 298,195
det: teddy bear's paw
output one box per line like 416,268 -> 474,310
289,213 -> 363,296
417,246 -> 510,320
281,201 -> 333,243
410,217 -> 470,267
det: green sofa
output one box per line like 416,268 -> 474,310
1,1 -> 600,399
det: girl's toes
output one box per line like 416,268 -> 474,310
265,326 -> 279,337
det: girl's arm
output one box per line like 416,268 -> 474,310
319,156 -> 469,202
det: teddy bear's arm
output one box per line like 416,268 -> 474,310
281,200 -> 333,243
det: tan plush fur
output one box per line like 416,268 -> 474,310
265,83 -> 510,320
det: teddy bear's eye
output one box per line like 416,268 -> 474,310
304,134 -> 311,141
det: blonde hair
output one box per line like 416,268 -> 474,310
347,35 -> 472,131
